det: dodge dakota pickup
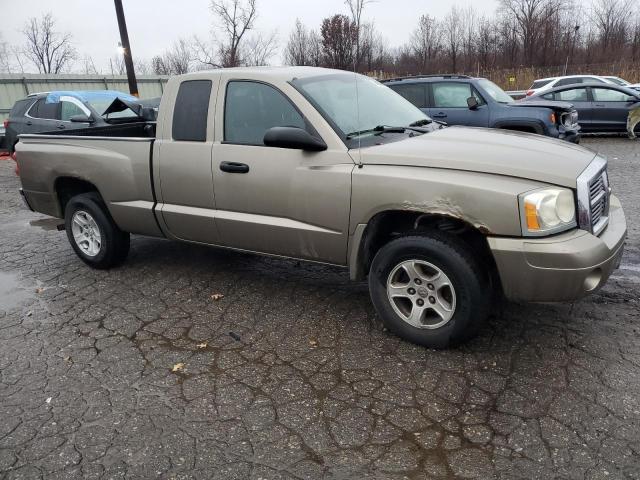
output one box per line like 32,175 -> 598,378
16,67 -> 627,348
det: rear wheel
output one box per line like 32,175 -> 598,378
64,193 -> 130,269
368,233 -> 490,349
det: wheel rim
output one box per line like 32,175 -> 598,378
71,210 -> 102,257
386,260 -> 457,329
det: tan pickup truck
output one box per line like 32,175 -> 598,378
16,67 -> 627,348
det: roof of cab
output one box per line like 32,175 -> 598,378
178,66 -> 351,82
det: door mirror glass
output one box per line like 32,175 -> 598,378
467,96 -> 479,110
69,114 -> 94,123
263,126 -> 327,151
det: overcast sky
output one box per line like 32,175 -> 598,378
2,0 -> 499,71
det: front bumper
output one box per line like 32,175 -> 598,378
488,195 -> 626,302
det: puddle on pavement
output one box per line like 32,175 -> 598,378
0,272 -> 35,312
29,218 -> 64,231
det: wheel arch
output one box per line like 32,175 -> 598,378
54,176 -> 103,217
492,119 -> 546,135
350,210 -> 499,291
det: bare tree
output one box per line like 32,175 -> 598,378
22,13 -> 76,73
590,0 -> 634,51
410,14 -> 441,73
152,38 -> 194,75
81,55 -> 100,75
285,19 -> 310,65
243,31 -> 278,66
210,0 -> 257,67
108,55 -> 126,75
442,6 -> 464,72
345,0 -> 373,68
0,33 -> 12,73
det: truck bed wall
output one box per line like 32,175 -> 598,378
42,122 -> 156,138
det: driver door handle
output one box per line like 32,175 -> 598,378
25,121 -> 33,126
56,124 -> 66,129
432,112 -> 448,118
219,161 -> 249,173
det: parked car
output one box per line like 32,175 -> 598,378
383,74 -> 580,142
629,83 -> 640,92
525,82 -> 640,134
16,67 -> 626,349
4,90 -> 152,153
526,75 -> 612,96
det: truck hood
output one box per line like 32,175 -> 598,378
358,126 -> 595,188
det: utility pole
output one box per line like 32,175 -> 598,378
113,0 -> 138,96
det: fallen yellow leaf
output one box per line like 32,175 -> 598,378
309,339 -> 318,347
171,363 -> 185,372
210,293 -> 224,301
196,342 -> 207,349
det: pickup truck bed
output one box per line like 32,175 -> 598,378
18,123 -> 162,238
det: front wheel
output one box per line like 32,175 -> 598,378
64,193 -> 130,269
368,233 -> 491,349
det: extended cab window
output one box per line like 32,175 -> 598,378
389,83 -> 427,108
432,83 -> 482,108
28,99 -> 58,120
224,81 -> 305,145
172,80 -> 212,142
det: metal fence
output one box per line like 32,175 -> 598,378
0,74 -> 169,120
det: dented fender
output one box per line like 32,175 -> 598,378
349,165 -> 549,238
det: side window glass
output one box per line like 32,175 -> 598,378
172,80 -> 212,142
542,93 -> 554,100
557,78 -> 580,87
60,101 -> 86,121
224,81 -> 305,145
29,99 -> 58,120
432,83 -> 473,108
389,84 -> 427,108
592,88 -> 634,102
556,88 -> 588,102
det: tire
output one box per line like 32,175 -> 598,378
64,192 -> 130,269
368,232 -> 490,349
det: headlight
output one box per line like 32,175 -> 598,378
519,187 -> 577,236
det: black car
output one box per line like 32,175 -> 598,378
4,90 -> 151,153
382,75 -> 581,143
525,82 -> 640,134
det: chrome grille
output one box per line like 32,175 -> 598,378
577,157 -> 610,236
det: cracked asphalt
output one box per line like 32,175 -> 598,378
0,137 -> 639,480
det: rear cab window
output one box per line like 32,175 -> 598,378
172,80 -> 212,142
223,80 -> 305,145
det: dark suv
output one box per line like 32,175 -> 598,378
383,75 -> 581,143
4,90 -> 149,153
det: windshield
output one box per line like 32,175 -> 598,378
477,79 -> 514,103
292,73 -> 430,143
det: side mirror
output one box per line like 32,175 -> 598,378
467,96 -> 479,110
263,126 -> 327,151
69,114 -> 94,123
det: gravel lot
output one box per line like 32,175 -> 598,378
0,138 -> 639,480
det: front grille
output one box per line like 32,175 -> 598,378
577,157 -> 610,236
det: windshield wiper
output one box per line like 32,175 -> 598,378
346,124 -> 430,139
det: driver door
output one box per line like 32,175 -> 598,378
210,75 -> 353,264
